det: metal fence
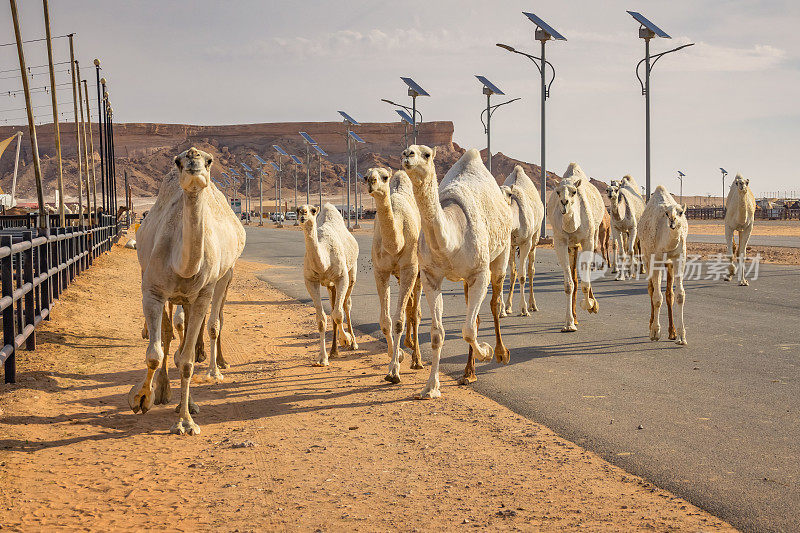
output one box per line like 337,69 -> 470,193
686,207 -> 800,220
0,214 -> 121,383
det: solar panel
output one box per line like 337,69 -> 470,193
221,172 -> 229,179
241,163 -> 253,172
395,109 -> 414,125
273,144 -> 289,156
522,12 -> 567,41
720,168 -> 727,174
356,172 -> 363,179
678,171 -> 685,177
348,131 -> 365,144
312,144 -> 328,157
245,172 -> 253,179
228,168 -> 240,176
212,178 -> 222,186
476,75 -> 505,95
401,77 -> 429,97
269,161 -> 279,171
626,11 -> 670,39
254,155 -> 268,165
299,131 -> 318,145
338,111 -> 360,126
290,155 -> 303,165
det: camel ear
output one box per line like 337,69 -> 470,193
745,179 -> 750,186
311,206 -> 318,215
431,147 -> 437,159
679,204 -> 687,216
205,155 -> 213,170
174,155 -> 182,170
574,178 -> 582,188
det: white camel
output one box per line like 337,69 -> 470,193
548,163 -> 605,332
364,167 -> 423,383
723,173 -> 756,286
499,165 -> 544,317
638,185 -> 688,345
607,175 -> 645,280
299,203 -> 359,367
402,145 -> 512,398
132,147 -> 245,435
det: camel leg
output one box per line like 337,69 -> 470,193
153,305 -> 173,405
666,264 -> 676,340
194,316 -> 207,363
376,269 -> 398,383
527,236 -> 539,312
327,285 -> 340,358
723,224 -> 735,282
173,305 -> 185,351
610,228 -> 620,274
129,292 -> 165,414
738,227 -> 752,286
172,295 -> 211,436
199,268 -> 233,383
579,237 -> 600,314
331,276 -> 350,353
570,247 -> 579,325
215,285 -> 230,370
388,268 -> 417,380
490,254 -> 510,364
675,251 -> 688,345
517,239 -> 533,316
418,272 -> 444,399
649,264 -> 663,341
557,242 -> 577,332
306,279 -> 328,366
405,274 -> 423,369
463,271 -> 492,365
501,247 -> 515,317
627,226 -> 639,280
342,270 -> 358,350
460,281 -> 477,385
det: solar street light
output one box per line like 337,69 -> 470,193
400,77 -> 429,144
313,144 -> 328,208
268,160 -> 281,225
299,131 -> 319,205
720,168 -> 728,210
628,10 -> 695,201
290,154 -> 302,223
338,111 -> 363,229
395,109 -> 414,148
677,170 -> 685,205
476,75 -> 521,173
497,11 -> 564,240
381,98 -> 422,149
254,155 -> 271,225
273,145 -> 288,225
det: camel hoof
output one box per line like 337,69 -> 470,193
519,309 -> 530,317
676,338 -> 688,346
723,275 -> 732,282
499,309 -> 508,318
650,328 -> 661,341
739,279 -> 749,286
417,387 -> 441,400
194,349 -> 206,363
459,374 -> 477,385
561,325 -> 578,333
153,369 -> 171,405
495,346 -> 510,365
217,355 -> 229,370
350,341 -> 359,350
589,301 -> 599,314
410,359 -> 424,370
205,370 -> 224,384
384,374 -> 401,384
171,418 -> 200,436
312,359 -> 330,367
128,383 -> 154,414
530,302 -> 538,312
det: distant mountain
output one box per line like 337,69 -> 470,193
0,121 -> 605,199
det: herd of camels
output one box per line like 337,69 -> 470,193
130,146 -> 756,435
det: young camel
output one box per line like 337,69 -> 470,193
364,167 -> 423,383
133,147 -> 245,435
547,163 -> 605,332
499,165 -> 544,317
607,175 -> 646,280
299,203 -> 359,367
638,185 -> 688,345
403,146 -> 512,398
723,173 -> 756,286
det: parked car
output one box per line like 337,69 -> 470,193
285,211 -> 297,221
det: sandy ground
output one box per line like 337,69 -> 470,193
0,245 -> 735,531
685,220 -> 800,237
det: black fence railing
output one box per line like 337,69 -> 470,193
0,214 -> 122,383
686,206 -> 800,220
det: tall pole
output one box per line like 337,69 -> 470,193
294,163 -> 298,225
83,79 -> 97,225
109,107 -> 117,218
94,61 -> 105,215
318,154 -> 322,208
44,1 -> 65,226
124,169 -> 130,227
346,132 -> 351,229
76,61 -> 90,227
486,93 -> 492,173
71,54 -> 84,227
305,145 -> 310,205
412,96 -> 417,144
10,0 -> 46,228
354,141 -> 360,228
259,169 -> 263,226
102,81 -> 109,214
645,38 -> 651,202
540,39 -> 548,238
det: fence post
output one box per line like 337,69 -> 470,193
22,230 -> 35,351
2,235 -> 16,383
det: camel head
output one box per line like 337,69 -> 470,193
174,147 -> 213,194
555,162 -> 587,216
500,185 -> 513,206
296,204 -> 318,228
606,181 -> 621,203
364,167 -> 392,198
401,144 -> 436,186
732,173 -> 750,192
664,203 -> 687,230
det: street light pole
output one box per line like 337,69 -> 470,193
677,171 -> 685,205
720,168 -> 728,210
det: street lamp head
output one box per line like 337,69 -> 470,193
93,58 -> 100,67
720,167 -> 728,176
496,43 -> 516,53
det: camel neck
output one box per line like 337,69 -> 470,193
303,224 -> 328,271
173,189 -> 206,278
413,172 -> 454,255
611,196 -> 625,221
374,194 -> 404,255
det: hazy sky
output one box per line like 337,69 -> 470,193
3,0 -> 799,196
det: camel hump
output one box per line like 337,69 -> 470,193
654,184 -> 669,195
564,162 -> 586,181
735,172 -> 744,179
318,203 -> 344,225
390,170 -> 413,196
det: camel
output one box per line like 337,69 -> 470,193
547,163 -> 605,332
131,147 -> 245,435
402,145 -> 512,398
364,167 -> 423,383
498,165 -> 544,317
299,203 -> 359,367
606,175 -> 646,280
638,185 -> 688,345
723,173 -> 756,286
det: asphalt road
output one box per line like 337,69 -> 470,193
243,225 -> 800,533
